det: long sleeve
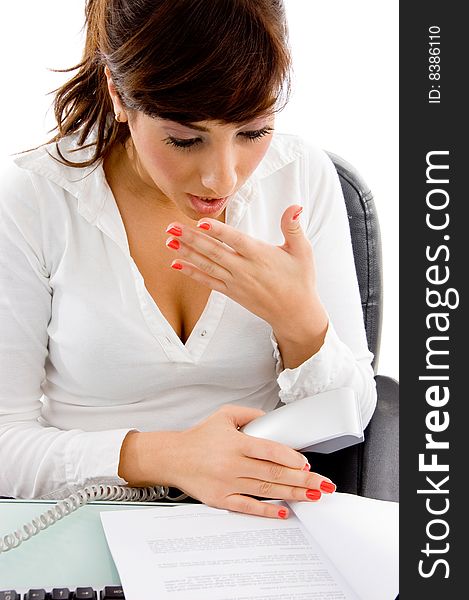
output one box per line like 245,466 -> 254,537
0,164 -> 133,499
270,144 -> 377,427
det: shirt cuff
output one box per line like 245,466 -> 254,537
64,428 -> 138,490
270,320 -> 355,404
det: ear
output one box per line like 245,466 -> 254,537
104,65 -> 128,123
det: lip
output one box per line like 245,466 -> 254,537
186,193 -> 229,215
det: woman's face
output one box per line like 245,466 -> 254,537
120,111 -> 275,221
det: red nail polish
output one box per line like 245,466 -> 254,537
306,489 -> 321,501
302,463 -> 311,472
292,207 -> 303,221
166,238 -> 180,250
197,222 -> 211,230
166,226 -> 183,236
171,262 -> 183,270
278,508 -> 288,519
320,481 -> 336,494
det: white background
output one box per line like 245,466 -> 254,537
0,1 -> 398,379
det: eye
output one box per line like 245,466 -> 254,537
162,126 -> 274,151
239,126 -> 274,142
163,136 -> 202,150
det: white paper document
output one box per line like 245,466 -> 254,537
100,493 -> 398,600
289,494 -> 399,599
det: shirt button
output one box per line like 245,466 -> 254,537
200,330 -> 207,337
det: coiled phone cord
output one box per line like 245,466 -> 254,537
0,484 -> 188,553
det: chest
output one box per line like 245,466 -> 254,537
132,234 -> 211,345
119,206 -> 212,346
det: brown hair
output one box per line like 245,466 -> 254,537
45,0 -> 292,168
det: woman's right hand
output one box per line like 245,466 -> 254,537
146,404 -> 336,519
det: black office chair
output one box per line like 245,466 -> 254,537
304,152 -> 399,503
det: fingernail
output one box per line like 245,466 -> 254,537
166,225 -> 183,236
197,222 -> 211,230
166,238 -> 181,250
306,489 -> 321,501
292,207 -> 303,221
302,463 -> 311,472
320,481 -> 336,494
166,238 -> 180,250
171,262 -> 183,270
278,508 -> 288,519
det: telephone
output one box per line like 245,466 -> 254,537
1,388 -> 363,554
241,388 -> 364,453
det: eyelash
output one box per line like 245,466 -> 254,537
163,127 -> 274,151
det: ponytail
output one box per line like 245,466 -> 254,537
45,0 -> 126,167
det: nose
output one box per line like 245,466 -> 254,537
199,146 -> 237,198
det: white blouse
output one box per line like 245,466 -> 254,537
0,130 -> 376,499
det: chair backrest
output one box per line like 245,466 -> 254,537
306,152 -> 385,497
326,152 -> 383,373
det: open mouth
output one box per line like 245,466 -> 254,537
187,194 -> 229,214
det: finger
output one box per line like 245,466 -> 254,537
279,205 -> 311,257
239,456 -> 336,493
169,259 -> 228,293
236,477 -> 323,502
195,219 -> 258,257
218,404 -> 266,428
167,239 -> 233,281
240,435 -> 307,470
223,494 -> 291,520
167,226 -> 240,272
280,204 -> 304,234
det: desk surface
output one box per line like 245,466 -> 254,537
0,499 -> 184,590
2,499 -> 399,600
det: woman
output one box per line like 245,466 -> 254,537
0,0 -> 376,519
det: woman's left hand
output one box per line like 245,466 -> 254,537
165,204 -> 327,340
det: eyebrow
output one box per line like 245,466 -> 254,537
177,122 -> 210,132
171,116 -> 272,133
